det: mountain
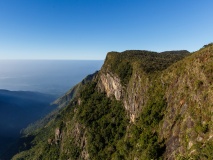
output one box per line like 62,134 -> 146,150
11,44 -> 212,160
0,90 -> 56,158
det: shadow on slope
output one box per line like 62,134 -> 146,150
0,90 -> 57,159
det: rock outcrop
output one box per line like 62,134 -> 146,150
98,72 -> 123,100
98,70 -> 149,122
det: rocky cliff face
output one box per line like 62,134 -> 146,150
98,72 -> 123,100
97,50 -> 189,123
96,47 -> 212,159
12,45 -> 212,160
98,69 -> 149,122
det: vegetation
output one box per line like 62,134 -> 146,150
77,82 -> 128,159
103,50 -> 189,79
111,76 -> 167,159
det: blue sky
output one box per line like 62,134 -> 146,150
0,0 -> 213,60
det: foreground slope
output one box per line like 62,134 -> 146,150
13,45 -> 212,160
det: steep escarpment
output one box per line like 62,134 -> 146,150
97,47 -> 212,159
12,45 -> 213,160
98,50 -> 189,122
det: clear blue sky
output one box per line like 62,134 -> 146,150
0,0 -> 213,60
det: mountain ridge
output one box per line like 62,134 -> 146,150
11,45 -> 213,160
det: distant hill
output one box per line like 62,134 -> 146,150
0,90 -> 56,157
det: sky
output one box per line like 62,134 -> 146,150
0,0 -> 213,60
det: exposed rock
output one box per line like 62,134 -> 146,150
55,127 -> 61,144
98,70 -> 149,122
78,98 -> 82,105
98,72 -> 123,100
48,138 -> 53,145
68,122 -> 89,160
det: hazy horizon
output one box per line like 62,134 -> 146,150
0,60 -> 103,96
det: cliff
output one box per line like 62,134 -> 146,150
11,45 -> 212,160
